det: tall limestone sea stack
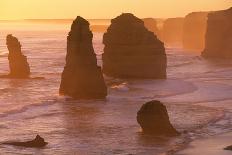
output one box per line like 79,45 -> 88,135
59,16 -> 107,99
183,12 -> 208,51
103,13 -> 167,79
202,8 -> 232,58
5,34 -> 30,78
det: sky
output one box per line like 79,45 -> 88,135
0,0 -> 231,20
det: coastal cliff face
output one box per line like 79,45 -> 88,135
103,13 -> 167,79
59,16 -> 107,99
6,34 -> 30,78
183,12 -> 208,51
202,8 -> 232,58
162,18 -> 184,47
143,18 -> 162,40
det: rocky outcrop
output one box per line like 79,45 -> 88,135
3,135 -> 48,148
59,16 -> 107,99
162,18 -> 184,47
137,100 -> 179,136
5,34 -> 30,78
143,18 -> 162,40
103,13 -> 167,79
202,8 -> 232,58
183,12 -> 208,51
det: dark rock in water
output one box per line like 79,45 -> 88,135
59,16 -> 107,99
162,18 -> 184,47
103,13 -> 167,79
183,12 -> 208,51
224,145 -> 232,151
137,100 -> 179,136
202,7 -> 232,58
5,34 -> 30,78
3,135 -> 48,148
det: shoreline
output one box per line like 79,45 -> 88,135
175,131 -> 232,155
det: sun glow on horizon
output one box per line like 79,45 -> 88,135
0,0 -> 231,20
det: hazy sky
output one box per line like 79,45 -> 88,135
0,0 -> 231,19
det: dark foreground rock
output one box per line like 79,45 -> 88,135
59,16 -> 107,99
202,7 -> 232,58
137,100 -> 179,136
3,34 -> 30,78
3,135 -> 48,148
103,13 -> 167,79
183,12 -> 208,51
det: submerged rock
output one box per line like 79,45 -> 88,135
137,100 -> 179,136
3,135 -> 48,148
162,18 -> 184,47
103,13 -> 167,79
59,16 -> 107,99
202,7 -> 232,58
183,12 -> 208,51
5,34 -> 30,78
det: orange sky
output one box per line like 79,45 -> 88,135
0,0 -> 231,20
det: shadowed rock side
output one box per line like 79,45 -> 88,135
2,135 -> 48,148
202,8 -> 232,58
162,18 -> 184,47
59,16 -> 107,99
183,12 -> 208,51
3,34 -> 30,78
103,13 -> 167,79
143,18 -> 162,40
137,100 -> 179,136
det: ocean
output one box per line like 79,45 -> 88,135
0,21 -> 232,155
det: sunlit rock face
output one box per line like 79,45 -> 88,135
103,13 -> 167,79
6,34 -> 30,78
60,16 -> 107,99
183,12 -> 208,51
202,8 -> 232,58
143,18 -> 162,40
162,18 -> 184,47
137,100 -> 179,136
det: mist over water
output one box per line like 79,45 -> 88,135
0,22 -> 232,154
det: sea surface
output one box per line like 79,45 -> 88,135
0,21 -> 232,155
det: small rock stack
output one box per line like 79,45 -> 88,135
6,34 -> 30,78
137,100 -> 179,136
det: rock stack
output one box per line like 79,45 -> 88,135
59,16 -> 107,99
103,13 -> 167,79
162,18 -> 184,47
202,8 -> 232,58
137,100 -> 179,136
183,12 -> 208,51
6,34 -> 30,78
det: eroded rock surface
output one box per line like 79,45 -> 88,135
5,34 -> 30,78
103,13 -> 167,79
202,8 -> 232,58
60,16 -> 107,99
137,100 -> 179,136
